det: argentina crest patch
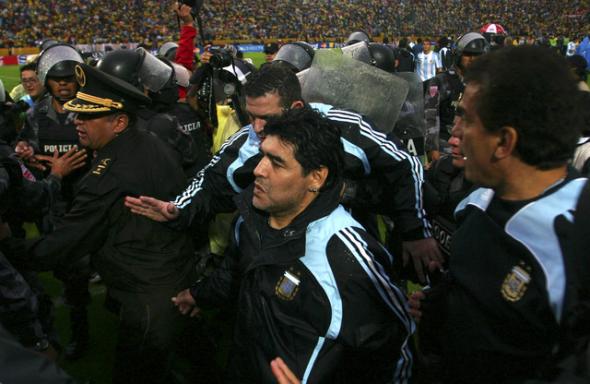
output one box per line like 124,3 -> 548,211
275,270 -> 301,301
501,263 -> 531,302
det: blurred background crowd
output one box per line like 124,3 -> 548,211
0,0 -> 588,47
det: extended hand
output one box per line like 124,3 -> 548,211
171,289 -> 200,317
408,290 -> 426,322
402,238 -> 443,284
124,196 -> 180,222
36,149 -> 87,178
270,357 -> 301,384
173,3 -> 194,25
14,141 -> 34,160
200,45 -> 213,64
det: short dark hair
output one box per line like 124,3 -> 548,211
20,62 -> 36,74
264,107 -> 344,191
244,63 -> 302,109
566,54 -> 588,82
464,45 -> 582,170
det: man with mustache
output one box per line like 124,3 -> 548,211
173,107 -> 414,383
8,63 -> 195,384
126,63 -> 440,284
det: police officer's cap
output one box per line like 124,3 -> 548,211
64,64 -> 151,115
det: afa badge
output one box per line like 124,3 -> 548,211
501,263 -> 531,302
275,270 -> 301,301
92,158 -> 111,176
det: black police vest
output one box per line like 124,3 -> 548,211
36,110 -> 79,157
436,71 -> 464,142
425,156 -> 473,258
171,103 -> 211,172
36,106 -> 89,202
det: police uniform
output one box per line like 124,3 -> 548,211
423,155 -> 473,258
424,68 -> 464,156
136,107 -> 201,179
17,51 -> 92,359
23,64 -> 196,384
19,95 -> 88,201
169,101 -> 212,174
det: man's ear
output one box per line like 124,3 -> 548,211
290,100 -> 304,110
112,114 -> 129,134
494,126 -> 518,160
309,166 -> 329,191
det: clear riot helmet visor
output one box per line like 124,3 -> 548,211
171,62 -> 191,88
37,44 -> 83,85
136,47 -> 173,92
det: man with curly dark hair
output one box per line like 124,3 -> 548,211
410,45 -> 588,383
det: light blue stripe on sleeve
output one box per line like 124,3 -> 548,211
341,138 -> 370,175
226,126 -> 260,193
505,178 -> 587,322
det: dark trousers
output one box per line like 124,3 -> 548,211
109,289 -> 185,384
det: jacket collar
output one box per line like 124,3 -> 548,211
95,123 -> 138,160
235,179 -> 343,248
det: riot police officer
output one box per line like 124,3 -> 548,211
272,42 -> 315,73
97,48 -> 201,178
424,32 -> 489,162
14,44 -> 92,360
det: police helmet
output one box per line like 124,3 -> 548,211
171,62 -> 191,88
454,32 -> 490,66
46,61 -> 77,79
368,43 -> 396,73
345,31 -> 370,46
263,42 -> 279,55
272,42 -> 315,73
39,39 -> 59,52
158,42 -> 179,61
37,44 -> 83,85
97,49 -> 143,88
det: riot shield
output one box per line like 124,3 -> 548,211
37,44 -> 83,85
301,49 -> 409,133
341,41 -> 372,65
393,72 -> 426,158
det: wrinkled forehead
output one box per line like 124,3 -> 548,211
246,92 -> 284,114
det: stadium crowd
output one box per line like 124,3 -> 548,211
0,0 -> 588,47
